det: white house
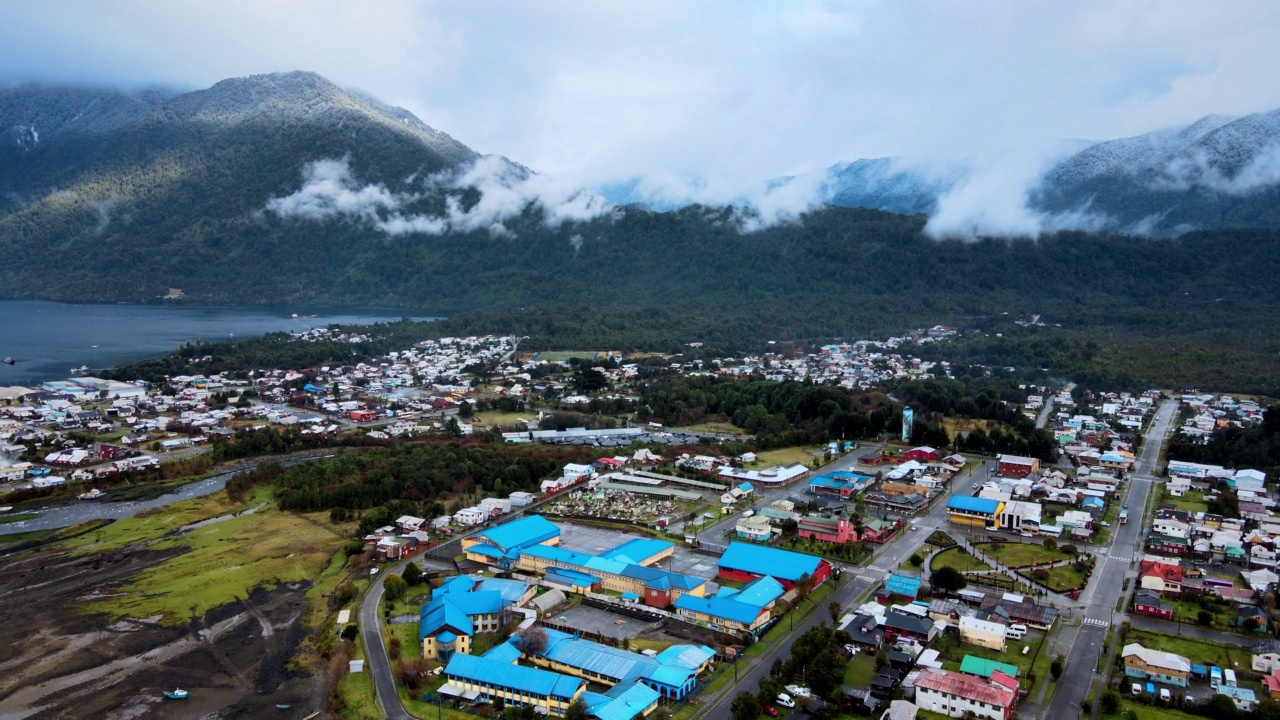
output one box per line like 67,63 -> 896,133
913,669 -> 1017,720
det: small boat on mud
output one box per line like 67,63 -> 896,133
275,704 -> 291,710
163,688 -> 189,700
77,488 -> 107,501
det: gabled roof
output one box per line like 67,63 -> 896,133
733,576 -> 786,607
915,669 -> 1016,708
445,653 -> 583,699
718,541 -> 824,582
885,574 -> 922,598
600,538 -> 673,565
1121,643 -> 1191,672
886,613 -> 934,635
470,515 -> 561,552
673,593 -> 767,625
654,644 -> 716,670
1139,560 -> 1183,584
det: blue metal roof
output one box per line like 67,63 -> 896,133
673,593 -> 766,625
947,495 -> 1002,514
654,645 -> 715,670
619,563 -> 705,591
600,538 -> 673,565
885,574 -> 922,598
482,641 -> 522,665
420,595 -> 473,642
584,681 -> 661,720
546,569 -> 601,587
534,629 -> 697,690
471,515 -> 561,552
718,541 -> 823,582
446,653 -> 583,699
733,576 -> 785,607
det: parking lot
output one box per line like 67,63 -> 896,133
553,520 -> 722,581
549,603 -> 662,641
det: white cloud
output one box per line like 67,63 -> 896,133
266,155 -> 613,237
266,158 -> 400,222
6,2 -> 1280,237
1152,143 -> 1280,195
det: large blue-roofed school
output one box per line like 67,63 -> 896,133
409,513 -> 838,717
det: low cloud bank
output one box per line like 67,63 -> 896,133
267,156 -> 612,237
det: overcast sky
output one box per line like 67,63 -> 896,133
3,1 -> 1280,219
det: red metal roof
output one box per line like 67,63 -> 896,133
915,669 -> 1017,708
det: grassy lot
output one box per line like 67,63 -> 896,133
471,410 -> 534,428
843,652 -> 877,686
73,488 -> 352,625
749,446 -> 825,469
629,638 -> 675,653
675,421 -> 749,436
933,630 -> 1045,690
930,547 -> 991,573
942,417 -> 995,436
1161,488 -> 1210,515
333,635 -> 383,720
533,350 -> 615,362
978,541 -> 1069,567
1123,628 -> 1248,670
1105,700 -> 1205,720
1164,597 -> 1235,628
1038,563 -> 1090,593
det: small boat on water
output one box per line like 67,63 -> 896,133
163,688 -> 189,700
70,365 -> 88,374
77,488 -> 107,501
2,357 -> 13,365
275,704 -> 291,710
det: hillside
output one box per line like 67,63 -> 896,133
2,72 -> 1280,366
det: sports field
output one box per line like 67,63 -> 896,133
532,350 -> 619,362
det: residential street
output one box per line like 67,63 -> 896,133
1043,399 -> 1177,720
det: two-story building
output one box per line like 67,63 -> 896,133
1122,644 -> 1190,687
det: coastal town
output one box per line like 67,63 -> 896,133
0,327 -> 1277,720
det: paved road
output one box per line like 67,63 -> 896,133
1036,397 -> 1056,429
1128,615 -> 1257,647
360,567 -> 414,720
692,458 -> 996,719
1044,399 -> 1177,720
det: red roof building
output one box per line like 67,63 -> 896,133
904,446 -> 941,462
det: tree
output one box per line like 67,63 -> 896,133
402,561 -> 423,587
514,626 -> 549,656
1050,655 -> 1064,680
829,602 -> 842,624
1204,693 -> 1240,720
909,553 -> 923,567
335,582 -> 359,607
1100,689 -> 1122,715
796,572 -> 815,603
565,697 -> 591,720
1197,609 -> 1213,626
383,573 -> 408,602
931,566 -> 968,593
1245,616 -> 1262,632
731,691 -> 762,720
1043,536 -> 1057,550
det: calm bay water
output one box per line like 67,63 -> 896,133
0,300 -> 437,386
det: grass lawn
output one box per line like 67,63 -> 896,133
1123,628 -> 1249,670
471,410 -> 534,428
675,420 -> 749,436
1165,597 -> 1234,628
1039,563 -> 1090,593
934,629 -> 1047,691
1105,700 -> 1204,720
843,652 -> 877,686
749,446 -> 824,469
533,350 -> 613,362
930,547 -> 991,573
73,488 -> 351,625
925,530 -> 958,548
1162,488 -> 1210,515
629,638 -> 675,653
977,541 -> 1068,567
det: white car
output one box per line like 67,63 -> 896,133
785,685 -> 811,698
369,567 -> 379,576
776,693 -> 795,708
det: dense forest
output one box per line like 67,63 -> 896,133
261,440 -> 597,533
1166,405 -> 1280,481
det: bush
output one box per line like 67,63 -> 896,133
1032,568 -> 1050,581
340,623 -> 358,641
1198,610 -> 1213,626
1101,689 -> 1121,715
1043,537 -> 1057,550
1050,656 -> 1064,680
335,582 -> 359,607
909,553 -> 923,567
